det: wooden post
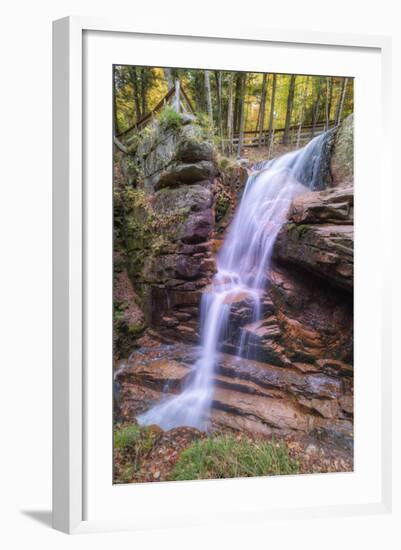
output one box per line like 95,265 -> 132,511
174,78 -> 180,113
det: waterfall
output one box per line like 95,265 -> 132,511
138,132 -> 331,431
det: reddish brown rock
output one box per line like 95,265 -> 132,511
274,223 -> 353,290
212,389 -> 309,433
289,187 -> 353,225
117,358 -> 190,393
339,395 -> 353,415
267,265 -> 353,364
117,343 -> 352,450
180,209 -> 214,244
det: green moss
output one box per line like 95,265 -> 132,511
215,193 -> 230,223
121,155 -> 140,186
114,423 -> 161,483
114,424 -> 143,451
297,224 -> 310,238
123,187 -> 188,259
285,223 -> 310,240
217,155 -> 236,175
127,320 -> 146,335
169,435 -> 299,481
158,105 -> 183,132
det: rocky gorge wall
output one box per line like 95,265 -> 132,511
114,111 -> 247,350
114,112 -> 354,449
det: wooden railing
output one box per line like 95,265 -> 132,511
231,120 -> 335,148
116,79 -> 195,138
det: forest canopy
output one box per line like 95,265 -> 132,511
114,65 -> 353,156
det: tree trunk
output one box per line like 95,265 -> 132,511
296,76 -> 309,148
236,73 -> 247,158
335,77 -> 349,125
233,74 -> 242,133
311,77 -> 323,137
328,77 -> 334,126
130,67 -> 141,121
140,68 -> 148,116
267,74 -> 277,156
227,73 -> 234,156
324,77 -> 330,130
113,66 -> 119,134
204,70 -> 213,125
163,68 -> 174,89
257,73 -> 268,147
282,75 -> 296,144
214,71 -> 223,141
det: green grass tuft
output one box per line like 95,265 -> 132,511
114,424 -> 157,454
114,424 -> 161,483
114,424 -> 142,451
169,435 -> 299,481
158,105 -> 183,132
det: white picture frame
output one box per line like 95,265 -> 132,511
52,16 -> 392,534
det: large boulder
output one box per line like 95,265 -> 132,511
174,138 -> 215,163
274,222 -> 353,290
153,184 -> 213,214
288,186 -> 353,225
155,161 -> 216,190
273,181 -> 353,291
180,209 -> 215,244
330,114 -> 353,186
132,118 -> 216,193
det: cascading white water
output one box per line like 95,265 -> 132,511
138,132 -> 331,431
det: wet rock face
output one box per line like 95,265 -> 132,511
116,343 -> 353,446
220,262 -> 353,368
266,127 -> 354,366
273,165 -> 353,291
296,128 -> 336,191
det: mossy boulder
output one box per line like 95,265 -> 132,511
132,112 -> 216,193
153,184 -> 213,215
121,155 -> 140,187
155,161 -> 216,190
174,138 -> 215,163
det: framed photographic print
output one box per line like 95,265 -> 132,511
52,17 -> 392,534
